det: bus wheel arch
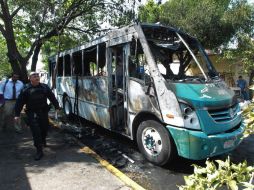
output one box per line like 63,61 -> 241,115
133,113 -> 177,166
63,94 -> 73,119
132,112 -> 160,141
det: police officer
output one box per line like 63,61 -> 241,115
14,71 -> 60,160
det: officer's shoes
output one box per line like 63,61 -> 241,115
34,151 -> 43,161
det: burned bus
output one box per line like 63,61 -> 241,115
48,23 -> 245,165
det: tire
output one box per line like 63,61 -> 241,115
63,96 -> 73,119
136,120 -> 176,166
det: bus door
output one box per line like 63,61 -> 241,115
109,44 -> 130,135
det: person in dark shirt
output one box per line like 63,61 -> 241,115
14,71 -> 60,160
236,75 -> 249,101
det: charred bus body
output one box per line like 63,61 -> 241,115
49,23 -> 245,165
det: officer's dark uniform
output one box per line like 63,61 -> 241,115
15,83 -> 59,160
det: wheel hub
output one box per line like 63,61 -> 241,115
142,127 -> 162,156
144,135 -> 155,150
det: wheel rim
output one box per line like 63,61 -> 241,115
64,99 -> 71,115
142,127 -> 162,156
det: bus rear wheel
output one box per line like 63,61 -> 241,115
136,120 -> 176,166
63,96 -> 73,119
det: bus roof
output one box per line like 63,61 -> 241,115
49,23 -> 196,61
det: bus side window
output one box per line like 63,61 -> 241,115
90,62 -> 97,76
98,67 -> 106,76
48,59 -> 55,77
98,43 -> 107,76
57,57 -> 63,77
73,51 -> 82,76
64,54 -> 71,76
83,53 -> 91,76
83,46 -> 97,76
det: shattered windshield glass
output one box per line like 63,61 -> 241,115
143,26 -> 218,83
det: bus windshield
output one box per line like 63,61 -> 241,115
143,26 -> 218,83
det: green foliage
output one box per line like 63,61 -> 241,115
0,37 -> 12,79
41,33 -> 83,71
138,0 -> 161,23
179,157 -> 254,190
0,62 -> 12,80
111,9 -> 135,27
42,34 -> 82,56
138,0 -> 254,49
39,0 -> 135,67
223,33 -> 254,74
242,102 -> 254,138
220,3 -> 254,82
0,0 -> 131,78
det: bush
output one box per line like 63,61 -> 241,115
242,103 -> 254,138
179,157 -> 254,190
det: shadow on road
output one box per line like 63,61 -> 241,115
0,124 -> 98,190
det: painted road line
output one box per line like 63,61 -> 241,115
79,145 -> 146,190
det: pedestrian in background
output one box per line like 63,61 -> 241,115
14,71 -> 60,161
236,75 -> 249,101
0,73 -> 24,133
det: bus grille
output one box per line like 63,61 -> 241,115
208,104 -> 238,123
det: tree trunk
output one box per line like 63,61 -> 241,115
31,42 -> 42,71
7,52 -> 20,74
6,44 -> 28,82
20,59 -> 29,83
7,56 -> 28,83
0,1 -> 28,82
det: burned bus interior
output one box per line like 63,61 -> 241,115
142,25 -> 218,83
52,43 -> 107,78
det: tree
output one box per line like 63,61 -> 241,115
0,0 -> 127,82
0,36 -> 11,79
223,33 -> 254,91
138,0 -> 254,49
138,0 -> 161,23
41,33 -> 84,72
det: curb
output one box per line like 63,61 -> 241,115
79,144 -> 145,190
48,118 -> 146,190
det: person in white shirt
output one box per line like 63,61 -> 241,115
0,73 -> 24,133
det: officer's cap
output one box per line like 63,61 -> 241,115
29,71 -> 39,77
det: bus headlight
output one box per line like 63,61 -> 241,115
180,103 -> 201,130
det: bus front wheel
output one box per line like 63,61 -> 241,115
136,120 -> 176,166
63,96 -> 72,119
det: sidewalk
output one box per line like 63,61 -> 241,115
0,125 -> 132,190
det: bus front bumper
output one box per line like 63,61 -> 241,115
167,123 -> 245,160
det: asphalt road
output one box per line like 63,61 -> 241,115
0,124 -> 132,190
1,111 -> 253,190
59,116 -> 254,190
